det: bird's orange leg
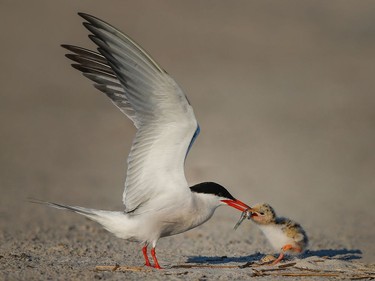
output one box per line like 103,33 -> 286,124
150,247 -> 162,269
142,244 -> 151,267
271,252 -> 285,265
282,244 -> 294,252
271,244 -> 294,265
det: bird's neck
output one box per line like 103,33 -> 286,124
188,192 -> 221,227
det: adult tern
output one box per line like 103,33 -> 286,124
37,13 -> 251,269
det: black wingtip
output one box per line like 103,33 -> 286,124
82,22 -> 95,34
88,34 -> 105,49
78,12 -> 99,25
61,44 -> 77,53
65,53 -> 80,63
71,63 -> 87,73
77,12 -> 90,20
61,44 -> 71,50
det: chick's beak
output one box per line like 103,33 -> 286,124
221,199 -> 252,212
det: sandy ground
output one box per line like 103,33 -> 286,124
1,1 -> 374,280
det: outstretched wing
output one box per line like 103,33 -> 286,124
63,13 -> 199,213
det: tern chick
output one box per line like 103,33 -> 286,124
249,203 -> 308,265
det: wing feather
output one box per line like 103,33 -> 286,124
63,13 -> 199,213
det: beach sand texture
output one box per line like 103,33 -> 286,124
1,1 -> 374,280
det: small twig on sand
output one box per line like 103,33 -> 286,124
275,272 -> 340,277
239,262 -> 253,268
350,275 -> 375,280
95,265 -> 152,272
278,262 -> 297,268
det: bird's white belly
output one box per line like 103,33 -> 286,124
158,206 -> 215,237
259,225 -> 293,251
137,192 -> 218,240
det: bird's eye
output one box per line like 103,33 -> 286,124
259,212 -> 265,216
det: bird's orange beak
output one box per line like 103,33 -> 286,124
221,199 -> 252,212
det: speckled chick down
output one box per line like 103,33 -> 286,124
250,203 -> 308,254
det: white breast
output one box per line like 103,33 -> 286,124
258,224 -> 293,251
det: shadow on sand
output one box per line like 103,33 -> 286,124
302,249 -> 362,260
187,249 -> 362,265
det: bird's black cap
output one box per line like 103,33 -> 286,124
189,182 -> 235,200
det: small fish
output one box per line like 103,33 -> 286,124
233,208 -> 251,230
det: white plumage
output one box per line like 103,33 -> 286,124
258,224 -> 296,251
34,13 -> 251,269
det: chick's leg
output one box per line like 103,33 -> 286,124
271,244 -> 297,265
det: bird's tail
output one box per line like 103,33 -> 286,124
30,199 -> 100,218
30,199 -> 131,239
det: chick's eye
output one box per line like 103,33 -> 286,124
259,212 -> 265,216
